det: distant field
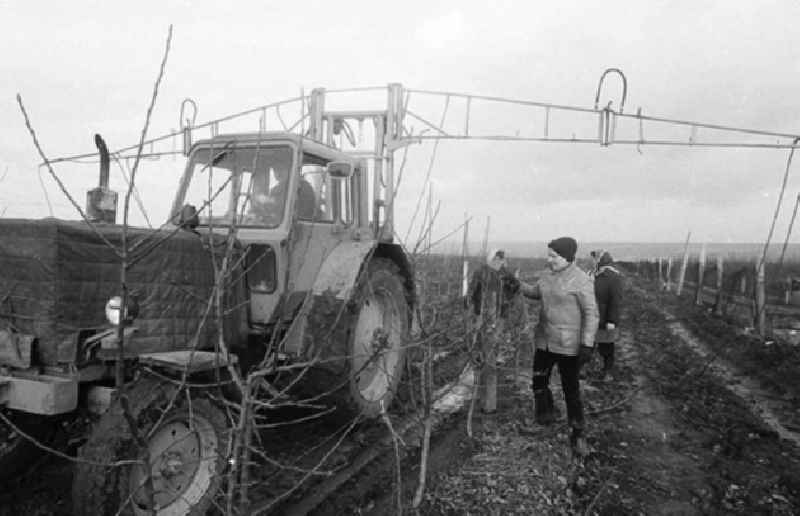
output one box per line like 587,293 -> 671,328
438,241 -> 800,262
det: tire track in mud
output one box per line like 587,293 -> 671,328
602,282 -> 800,514
605,303 -> 714,515
635,284 -> 800,447
279,359 -> 475,515
247,350 -> 472,515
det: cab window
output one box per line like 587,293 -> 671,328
300,154 -> 353,225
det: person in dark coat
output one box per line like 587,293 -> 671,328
510,237 -> 599,457
593,251 -> 623,379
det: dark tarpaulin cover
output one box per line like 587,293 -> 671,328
0,218 -> 245,366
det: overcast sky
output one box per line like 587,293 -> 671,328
2,0 -> 800,249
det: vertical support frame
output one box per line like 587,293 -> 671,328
372,116 -> 385,235
309,88 -> 326,141
383,84 -> 404,240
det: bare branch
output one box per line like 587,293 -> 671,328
123,24 -> 173,230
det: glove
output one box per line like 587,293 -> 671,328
501,272 -> 520,295
578,346 -> 594,367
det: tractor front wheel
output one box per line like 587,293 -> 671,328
0,410 -> 52,481
72,378 -> 230,516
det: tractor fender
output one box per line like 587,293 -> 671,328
308,241 -> 415,302
374,242 -> 416,305
282,240 -> 376,356
309,240 -> 377,300
282,240 -> 417,356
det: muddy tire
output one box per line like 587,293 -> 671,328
305,258 -> 410,419
72,377 -> 230,516
0,410 -> 52,481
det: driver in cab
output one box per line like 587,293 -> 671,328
247,166 -> 317,223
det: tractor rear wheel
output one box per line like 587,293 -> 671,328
304,258 -> 410,419
72,377 -> 230,516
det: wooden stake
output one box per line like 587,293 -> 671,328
785,277 -> 791,305
461,213 -> 470,298
666,256 -> 673,291
676,231 -> 691,296
695,244 -> 706,305
755,260 -> 767,337
478,216 -> 495,414
714,255 -> 725,316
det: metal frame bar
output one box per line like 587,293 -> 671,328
48,83 -> 800,167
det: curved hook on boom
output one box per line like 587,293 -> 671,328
179,98 -> 199,156
594,68 -> 627,114
179,98 -> 198,130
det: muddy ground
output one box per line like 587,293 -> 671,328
3,273 -> 800,515
340,273 -> 800,515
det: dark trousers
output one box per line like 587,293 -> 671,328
532,349 -> 584,429
598,342 -> 615,370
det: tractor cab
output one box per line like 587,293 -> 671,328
171,133 -> 367,336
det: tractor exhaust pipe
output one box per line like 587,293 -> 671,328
95,134 -> 110,188
86,134 -> 118,224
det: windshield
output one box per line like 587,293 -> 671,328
180,145 -> 294,228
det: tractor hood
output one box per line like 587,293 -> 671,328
0,218 -> 246,367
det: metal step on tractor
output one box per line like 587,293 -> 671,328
0,85 -> 415,515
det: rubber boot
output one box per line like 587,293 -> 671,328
534,389 -> 557,425
602,353 -> 614,381
570,426 -> 588,458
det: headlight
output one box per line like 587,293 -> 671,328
105,295 -> 139,326
105,296 -> 122,325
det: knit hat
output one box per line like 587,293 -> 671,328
598,251 -> 614,267
547,237 -> 577,262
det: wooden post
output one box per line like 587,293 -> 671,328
755,260 -> 767,337
666,256 -> 673,291
714,255 -> 725,316
785,278 -> 791,306
695,244 -> 706,305
676,231 -> 692,296
479,216 -> 496,413
460,213 -> 470,299
658,257 -> 663,288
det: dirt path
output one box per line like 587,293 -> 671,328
366,278 -> 800,515
586,282 -> 800,514
659,307 -> 800,447
600,313 -> 712,515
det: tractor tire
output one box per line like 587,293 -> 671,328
303,258 -> 410,419
72,377 -> 230,516
0,410 -> 52,481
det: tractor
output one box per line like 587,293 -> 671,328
0,85 -> 414,515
